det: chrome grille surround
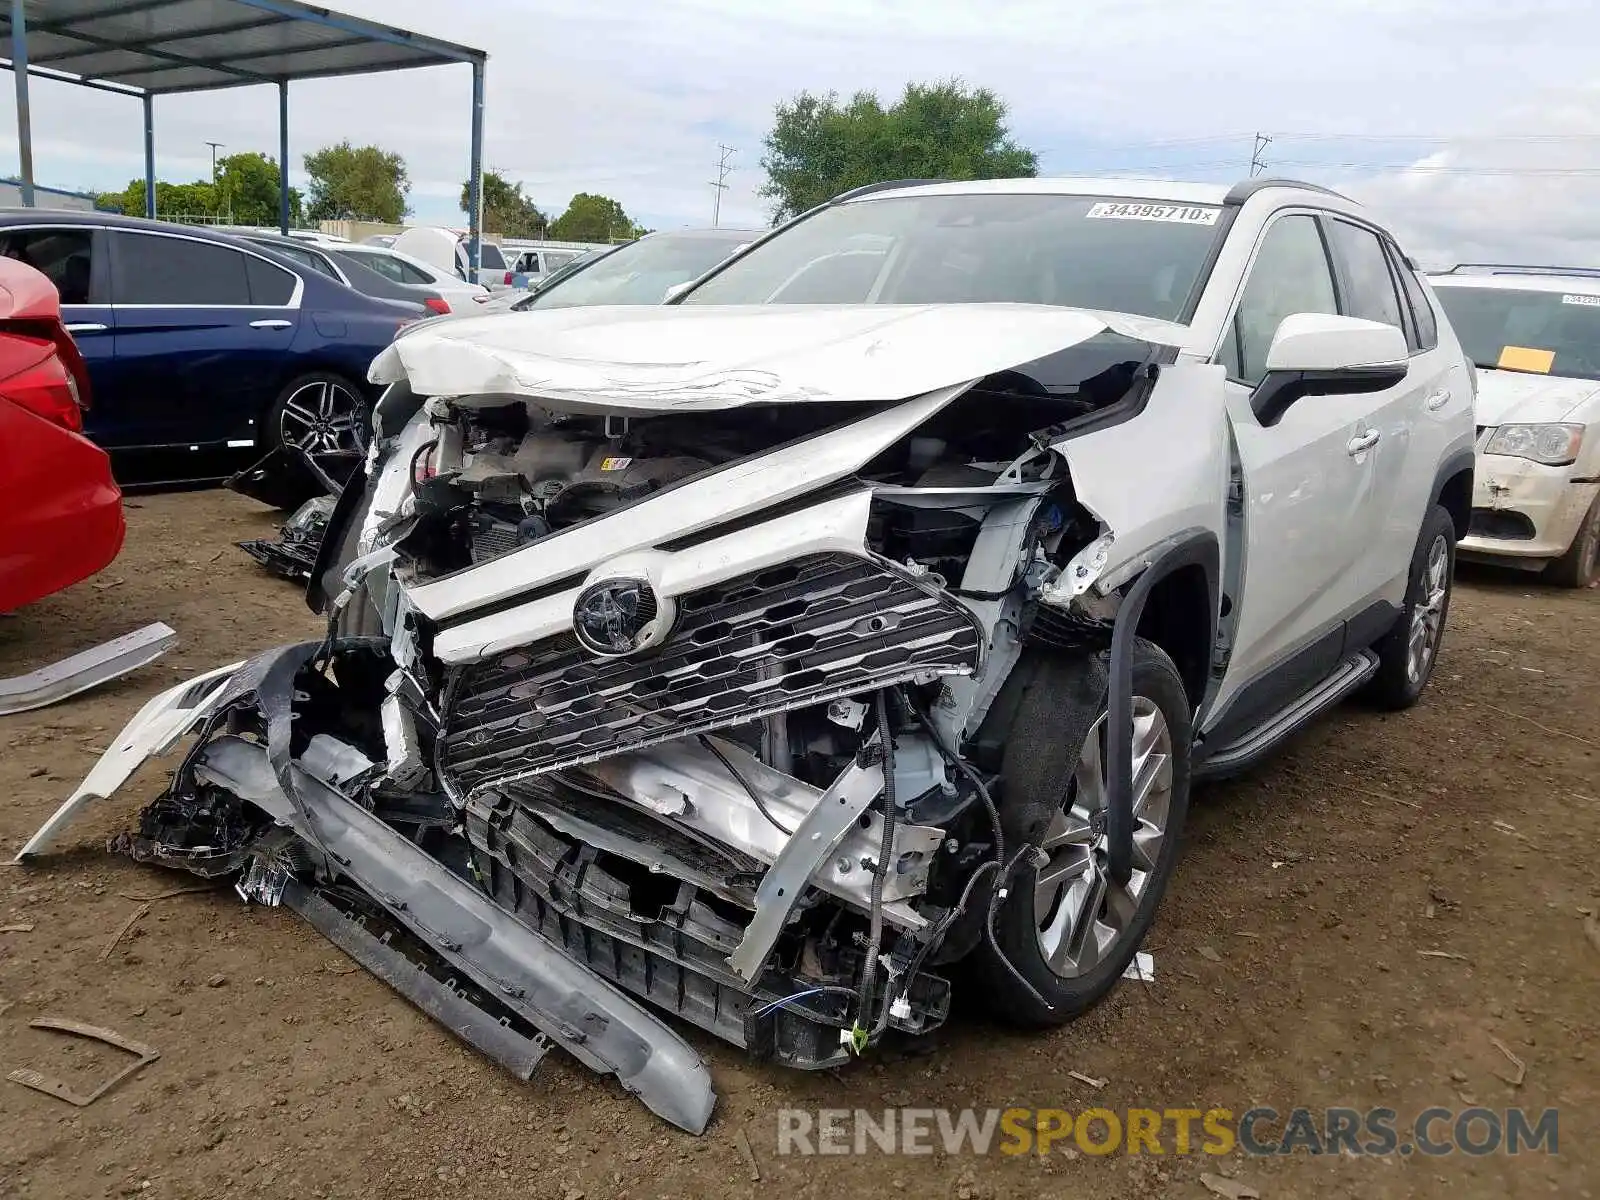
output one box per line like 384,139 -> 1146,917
439,552 -> 983,793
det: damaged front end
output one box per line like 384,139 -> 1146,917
18,303 -> 1219,1132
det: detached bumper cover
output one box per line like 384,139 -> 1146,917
197,736 -> 717,1134
14,647 -> 718,1135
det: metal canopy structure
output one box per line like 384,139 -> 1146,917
1,0 -> 489,267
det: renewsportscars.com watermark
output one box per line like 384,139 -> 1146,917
776,1106 -> 1560,1158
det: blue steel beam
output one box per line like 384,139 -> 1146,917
143,92 -> 155,217
278,79 -> 289,233
9,0 -> 33,206
467,59 -> 484,273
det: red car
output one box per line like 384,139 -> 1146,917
0,256 -> 124,612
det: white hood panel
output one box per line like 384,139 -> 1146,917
1474,370 -> 1600,426
369,303 -> 1184,412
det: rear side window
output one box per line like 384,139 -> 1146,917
1323,219 -> 1406,330
0,228 -> 96,304
1389,246 -> 1439,350
477,243 -> 507,270
352,252 -> 406,283
112,232 -> 251,305
245,255 -> 296,306
394,259 -> 433,285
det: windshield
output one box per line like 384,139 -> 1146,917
520,235 -> 741,309
678,194 -> 1222,320
1433,285 -> 1600,381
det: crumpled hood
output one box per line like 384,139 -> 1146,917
1474,369 -> 1600,426
368,302 -> 1185,412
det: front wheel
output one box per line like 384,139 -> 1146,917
1545,493 -> 1600,588
980,639 -> 1193,1028
265,373 -> 370,493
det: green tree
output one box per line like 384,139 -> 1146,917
303,141 -> 410,222
98,179 -> 217,219
549,192 -> 641,242
759,79 -> 1038,222
214,151 -> 303,226
460,169 -> 547,238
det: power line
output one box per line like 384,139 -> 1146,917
709,143 -> 735,227
1249,132 -> 1272,177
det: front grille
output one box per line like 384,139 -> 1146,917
440,552 -> 983,791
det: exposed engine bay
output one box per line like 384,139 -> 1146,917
16,307 -> 1207,1134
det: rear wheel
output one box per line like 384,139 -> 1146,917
265,372 -> 370,492
980,640 -> 1193,1027
1545,493 -> 1600,588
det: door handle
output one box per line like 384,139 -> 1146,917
1426,388 -> 1451,411
249,319 -> 292,330
1346,429 -> 1381,456
64,322 -> 107,333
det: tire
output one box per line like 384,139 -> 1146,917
980,639 -> 1193,1028
264,372 -> 371,486
1544,493 -> 1600,588
1365,503 -> 1456,710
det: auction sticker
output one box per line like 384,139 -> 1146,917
1560,293 -> 1600,307
1086,201 -> 1220,224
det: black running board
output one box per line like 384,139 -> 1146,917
1195,650 -> 1379,779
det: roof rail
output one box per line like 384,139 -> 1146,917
1223,177 -> 1351,205
1439,263 -> 1600,278
832,178 -> 950,203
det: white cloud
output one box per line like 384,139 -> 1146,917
1333,90 -> 1600,267
0,0 -> 1597,258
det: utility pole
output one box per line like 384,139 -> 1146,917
1249,132 -> 1271,177
709,143 -> 735,227
205,141 -> 224,183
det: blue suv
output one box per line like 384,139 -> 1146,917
0,210 -> 419,458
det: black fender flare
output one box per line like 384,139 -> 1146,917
1105,528 -> 1219,886
1430,447 -> 1476,536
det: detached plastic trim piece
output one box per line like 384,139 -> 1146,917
0,622 -> 178,717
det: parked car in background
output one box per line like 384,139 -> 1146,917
478,228 -> 750,313
1429,264 -> 1600,586
503,242 -> 605,289
327,242 -> 489,310
0,210 -> 415,465
362,234 -> 398,249
237,233 -> 448,315
0,255 -> 123,612
389,226 -> 511,289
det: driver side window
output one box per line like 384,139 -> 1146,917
1222,215 -> 1339,386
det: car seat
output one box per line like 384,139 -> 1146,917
56,254 -> 91,305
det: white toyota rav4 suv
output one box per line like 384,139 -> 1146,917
20,177 -> 1477,1133
1428,265 -> 1600,586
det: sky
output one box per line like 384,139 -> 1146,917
3,0 -> 1600,265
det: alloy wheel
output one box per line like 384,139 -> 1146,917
278,379 -> 366,459
1406,534 -> 1450,684
1033,696 -> 1174,979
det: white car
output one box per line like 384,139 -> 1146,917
1428,265 -> 1600,586
20,177 -> 1476,1134
333,242 -> 491,310
389,226 -> 511,290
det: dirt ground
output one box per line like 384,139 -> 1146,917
1,490 -> 1595,1200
